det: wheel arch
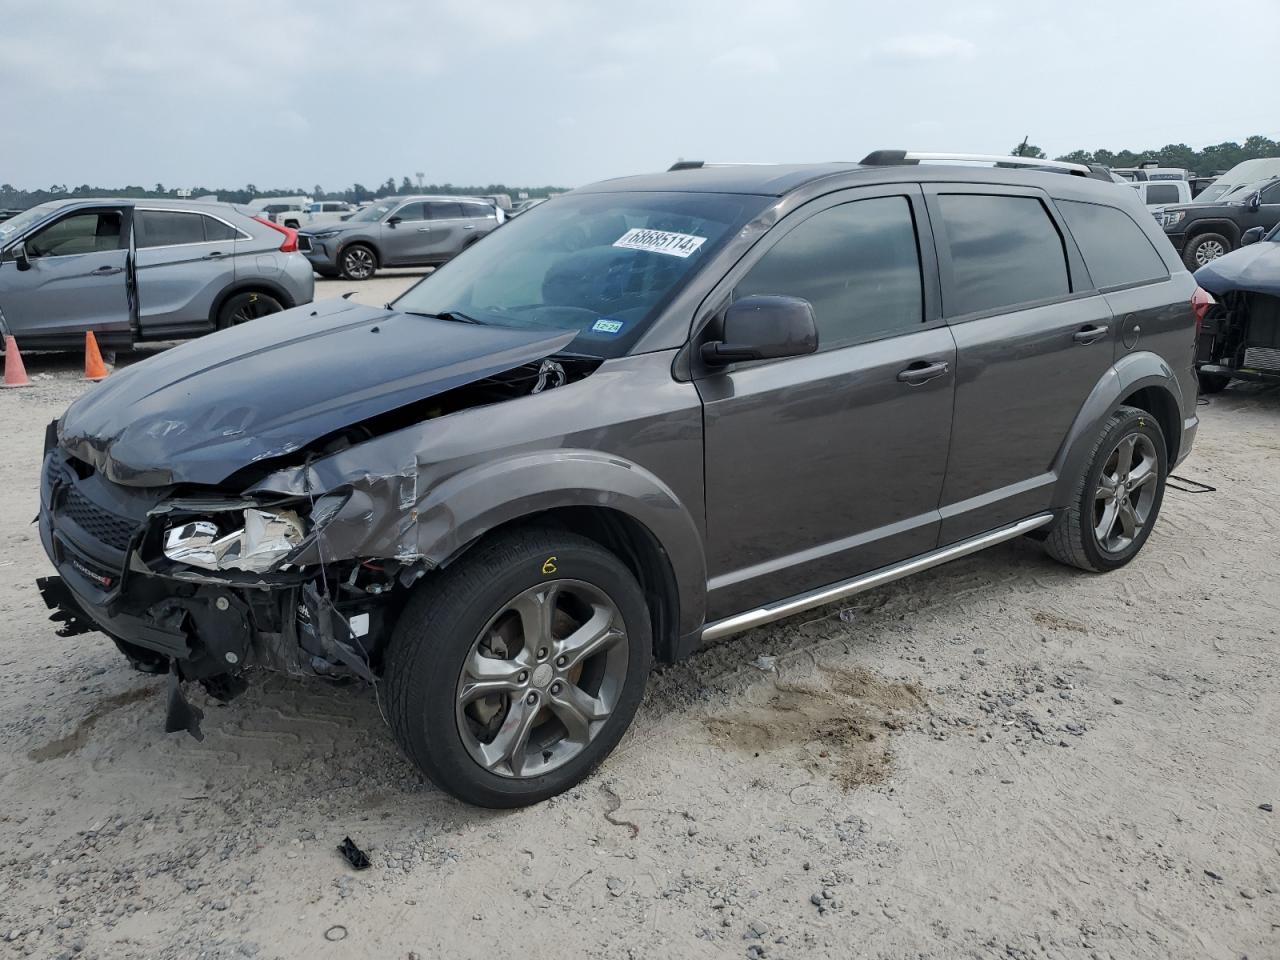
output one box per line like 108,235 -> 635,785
1184,218 -> 1240,246
1051,353 -> 1187,510
337,237 -> 381,267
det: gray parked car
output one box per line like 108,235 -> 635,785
299,195 -> 503,280
37,153 -> 1198,807
0,198 -> 314,350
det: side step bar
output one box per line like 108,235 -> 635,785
700,513 -> 1054,642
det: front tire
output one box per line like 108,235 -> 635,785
338,243 -> 377,281
1183,232 -> 1231,270
385,526 -> 652,808
1044,405 -> 1167,572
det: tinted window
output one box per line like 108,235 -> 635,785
428,202 -> 464,220
1261,181 -> 1280,202
392,202 -> 427,221
1145,184 -> 1181,205
136,210 -> 206,247
1057,200 -> 1169,289
461,202 -> 495,219
27,211 -> 124,257
202,216 -> 238,241
938,194 -> 1069,315
735,196 -> 923,350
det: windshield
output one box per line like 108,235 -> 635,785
348,203 -> 395,223
0,203 -> 59,243
392,191 -> 769,358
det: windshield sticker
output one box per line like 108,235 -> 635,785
592,318 -> 624,335
613,228 -> 707,259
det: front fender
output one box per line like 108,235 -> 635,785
1050,351 -> 1188,509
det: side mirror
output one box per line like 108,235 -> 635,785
701,295 -> 818,366
1241,225 -> 1266,246
11,242 -> 30,271
1247,192 -> 1261,211
386,216 -> 402,227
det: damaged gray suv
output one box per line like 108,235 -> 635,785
37,152 -> 1200,807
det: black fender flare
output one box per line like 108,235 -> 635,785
1049,351 -> 1189,509
1184,218 -> 1241,246
208,277 -> 297,325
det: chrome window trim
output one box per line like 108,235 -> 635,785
134,207 -> 253,248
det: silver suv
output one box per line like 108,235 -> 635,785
0,198 -> 315,349
299,195 -> 503,280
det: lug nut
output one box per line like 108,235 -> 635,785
526,692 -> 538,705
555,655 -> 566,667
536,647 -> 548,660
225,652 -> 239,665
550,682 -> 562,695
518,671 -> 529,684
215,597 -> 230,611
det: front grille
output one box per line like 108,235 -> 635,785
61,486 -> 138,551
1244,347 -> 1280,372
297,236 -> 313,252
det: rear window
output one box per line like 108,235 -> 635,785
1144,184 -> 1181,205
428,202 -> 464,220
1057,200 -> 1168,289
937,194 -> 1070,316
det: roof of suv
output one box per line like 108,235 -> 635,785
578,159 -> 1124,199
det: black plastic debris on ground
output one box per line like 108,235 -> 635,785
338,836 -> 371,870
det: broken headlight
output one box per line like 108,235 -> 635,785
164,508 -> 305,573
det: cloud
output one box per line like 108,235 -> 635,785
710,45 -> 782,76
879,33 -> 977,60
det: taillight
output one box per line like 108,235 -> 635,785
1190,286 -> 1214,335
252,215 -> 298,253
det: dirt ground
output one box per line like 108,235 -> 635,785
1,277 -> 1277,959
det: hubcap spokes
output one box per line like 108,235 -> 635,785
1196,241 -> 1224,265
456,580 -> 627,779
1093,432 -> 1158,553
345,249 -> 373,278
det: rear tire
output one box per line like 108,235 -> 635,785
1183,232 -> 1231,270
215,291 -> 284,330
338,243 -> 377,281
384,526 -> 652,808
1044,405 -> 1167,573
1197,371 -> 1231,394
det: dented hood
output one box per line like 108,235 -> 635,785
59,299 -> 575,486
1195,241 -> 1280,298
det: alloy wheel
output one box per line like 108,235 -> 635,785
1093,432 -> 1158,554
227,293 -> 281,326
342,247 -> 375,279
455,580 -> 629,779
1194,239 -> 1225,265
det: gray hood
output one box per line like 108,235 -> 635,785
1195,241 -> 1280,298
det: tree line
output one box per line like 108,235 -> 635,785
0,177 -> 569,210
1012,135 -> 1280,174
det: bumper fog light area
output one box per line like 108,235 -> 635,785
164,509 -> 305,573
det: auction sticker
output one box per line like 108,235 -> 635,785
592,318 -> 624,334
613,228 -> 707,258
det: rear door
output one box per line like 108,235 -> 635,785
0,206 -> 132,344
925,186 -> 1116,543
422,201 -> 466,259
379,201 -> 430,265
134,209 -> 243,335
459,200 -> 499,242
696,185 -> 956,620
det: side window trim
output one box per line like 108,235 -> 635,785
921,182 -> 1093,323
134,208 -> 251,249
688,183 -> 942,362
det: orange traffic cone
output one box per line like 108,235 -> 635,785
2,335 -> 31,388
84,331 -> 109,381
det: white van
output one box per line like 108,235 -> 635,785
1195,158 -> 1280,203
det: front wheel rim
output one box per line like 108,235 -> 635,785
455,579 -> 629,779
1093,432 -> 1158,554
1195,240 -> 1225,265
343,248 -> 374,278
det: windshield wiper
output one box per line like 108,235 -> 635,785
401,309 -> 484,325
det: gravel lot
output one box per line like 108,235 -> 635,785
1,278 -> 1277,959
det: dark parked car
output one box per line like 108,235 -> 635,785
1160,176 -> 1280,270
299,195 -> 504,280
0,199 -> 314,350
1192,221 -> 1280,392
37,153 -> 1199,807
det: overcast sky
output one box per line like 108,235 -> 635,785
3,0 -> 1277,191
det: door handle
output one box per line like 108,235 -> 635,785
463,224 -> 476,230
897,360 -> 950,385
203,251 -> 226,260
1072,324 -> 1109,344
416,227 -> 431,233
90,266 -> 122,276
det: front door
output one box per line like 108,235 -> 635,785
924,186 -> 1117,543
379,201 -> 432,265
0,206 -> 132,345
695,186 -> 956,621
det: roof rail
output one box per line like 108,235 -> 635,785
667,160 -> 782,172
860,150 -> 1104,179
669,160 -> 704,171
